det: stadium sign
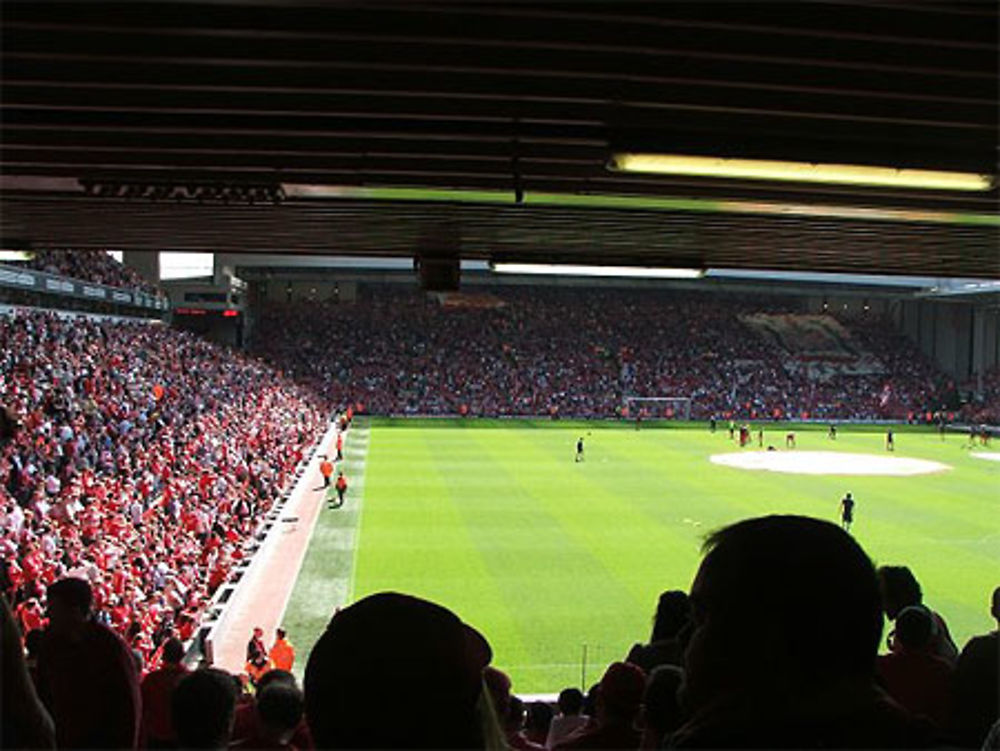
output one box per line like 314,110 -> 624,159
0,262 -> 168,312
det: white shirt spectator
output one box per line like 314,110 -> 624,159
7,504 -> 25,535
546,714 -> 590,749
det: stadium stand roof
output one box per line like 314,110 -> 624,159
1,1 -> 997,277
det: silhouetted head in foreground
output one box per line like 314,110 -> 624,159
172,668 -> 237,750
894,606 -> 934,652
672,515 -> 929,747
650,590 -> 692,642
304,592 -> 493,749
44,577 -> 93,637
876,565 -> 923,620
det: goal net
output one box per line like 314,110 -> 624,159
623,396 -> 692,421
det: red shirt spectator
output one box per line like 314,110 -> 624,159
876,606 -> 954,731
139,638 -> 189,747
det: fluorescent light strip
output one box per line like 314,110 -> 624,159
610,154 -> 994,192
492,263 -> 703,279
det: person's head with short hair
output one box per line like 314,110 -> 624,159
256,682 -> 304,746
598,661 -> 646,723
557,687 -> 585,716
252,627 -> 263,639
256,669 -> 296,694
524,700 -> 554,742
23,628 -> 44,660
503,695 -> 525,733
650,590 -> 692,643
163,637 -> 185,666
275,628 -> 286,640
44,577 -> 92,636
304,591 -> 492,749
680,516 -> 883,718
639,665 -> 685,746
876,565 -> 922,620
172,668 -> 237,750
894,605 -> 934,652
991,586 -> 1000,625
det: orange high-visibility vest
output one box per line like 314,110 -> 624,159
269,639 -> 296,672
320,460 -> 333,477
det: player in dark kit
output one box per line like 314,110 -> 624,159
575,437 -> 585,462
886,429 -> 895,452
710,417 -> 717,433
828,424 -> 837,440
840,493 -> 855,532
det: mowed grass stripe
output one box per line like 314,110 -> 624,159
352,428 -> 523,659
514,429 -> 706,600
456,428 -> 658,689
282,427 -> 368,680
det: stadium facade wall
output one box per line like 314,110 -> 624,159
122,250 -> 160,285
260,279 -> 359,304
896,300 -> 999,381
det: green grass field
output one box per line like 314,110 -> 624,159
284,420 -> 999,692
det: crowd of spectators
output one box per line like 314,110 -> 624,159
255,285 -> 956,422
5,517 -> 996,749
14,250 -> 163,296
965,366 -> 1000,425
0,309 -> 326,683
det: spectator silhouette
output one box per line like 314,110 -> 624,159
140,636 -> 190,748
546,687 -> 590,749
876,605 -> 953,730
554,661 -> 645,750
172,668 -> 238,750
35,577 -> 141,750
304,591 -> 499,749
255,681 -> 306,750
638,665 -> 685,749
626,590 -> 691,671
483,666 -> 514,731
524,701 -> 554,747
950,586 -> 1000,747
671,515 -> 935,748
502,695 -> 545,751
878,565 -> 959,664
1,593 -> 55,749
231,669 -> 314,750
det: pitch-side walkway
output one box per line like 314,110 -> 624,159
208,423 -> 340,674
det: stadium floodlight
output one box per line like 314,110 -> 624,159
491,263 -> 704,279
608,154 -> 994,192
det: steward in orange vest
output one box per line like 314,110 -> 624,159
319,458 -> 334,487
268,628 -> 295,672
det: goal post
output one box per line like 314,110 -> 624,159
623,396 -> 692,421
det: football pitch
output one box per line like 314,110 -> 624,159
283,420 -> 999,692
